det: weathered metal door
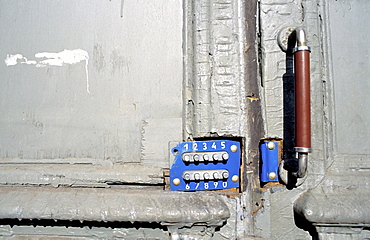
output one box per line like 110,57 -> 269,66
1,0 -> 183,186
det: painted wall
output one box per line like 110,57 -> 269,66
0,0 -> 183,168
257,0 -> 370,239
0,0 -> 369,239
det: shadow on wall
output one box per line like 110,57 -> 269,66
282,36 -> 299,189
294,211 -> 319,239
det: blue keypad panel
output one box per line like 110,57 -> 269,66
170,140 -> 241,191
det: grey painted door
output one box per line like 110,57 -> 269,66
0,0 -> 183,184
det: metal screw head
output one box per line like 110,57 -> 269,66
222,152 -> 229,160
231,175 -> 239,183
267,142 -> 275,150
173,178 -> 181,186
183,154 -> 190,162
269,172 -> 277,180
230,145 -> 238,153
194,173 -> 200,180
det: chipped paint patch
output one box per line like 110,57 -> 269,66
34,49 -> 89,67
246,96 -> 260,102
4,54 -> 37,66
4,49 -> 90,93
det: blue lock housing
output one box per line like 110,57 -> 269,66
170,140 -> 241,191
260,141 -> 279,182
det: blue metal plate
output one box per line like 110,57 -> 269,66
260,142 -> 279,182
170,140 -> 241,191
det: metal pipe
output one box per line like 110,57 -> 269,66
292,27 -> 311,178
294,27 -> 307,47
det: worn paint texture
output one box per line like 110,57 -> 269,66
0,0 -> 183,165
257,0 -> 370,239
0,0 -> 369,239
184,0 -> 247,138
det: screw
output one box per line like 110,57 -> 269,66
222,152 -> 229,160
173,178 -> 181,186
222,171 -> 229,179
267,142 -> 275,150
269,172 -> 277,180
231,175 -> 239,183
193,154 -> 200,161
203,154 -> 210,161
230,145 -> 238,153
194,173 -> 200,180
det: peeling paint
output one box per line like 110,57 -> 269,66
246,96 -> 260,102
186,0 -> 246,137
4,54 -> 37,66
4,49 -> 90,93
33,49 -> 89,67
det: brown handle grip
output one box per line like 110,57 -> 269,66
294,50 -> 311,149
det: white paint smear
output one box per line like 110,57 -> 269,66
4,49 -> 90,93
5,54 -> 37,66
35,49 -> 89,67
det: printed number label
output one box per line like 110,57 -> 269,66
184,182 -> 229,190
193,143 -> 198,151
184,141 -> 228,151
184,143 -> 199,151
203,143 -> 207,150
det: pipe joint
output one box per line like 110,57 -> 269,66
294,147 -> 312,153
293,153 -> 308,178
277,26 -> 310,53
294,27 -> 307,47
293,46 -> 311,53
293,28 -> 310,53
